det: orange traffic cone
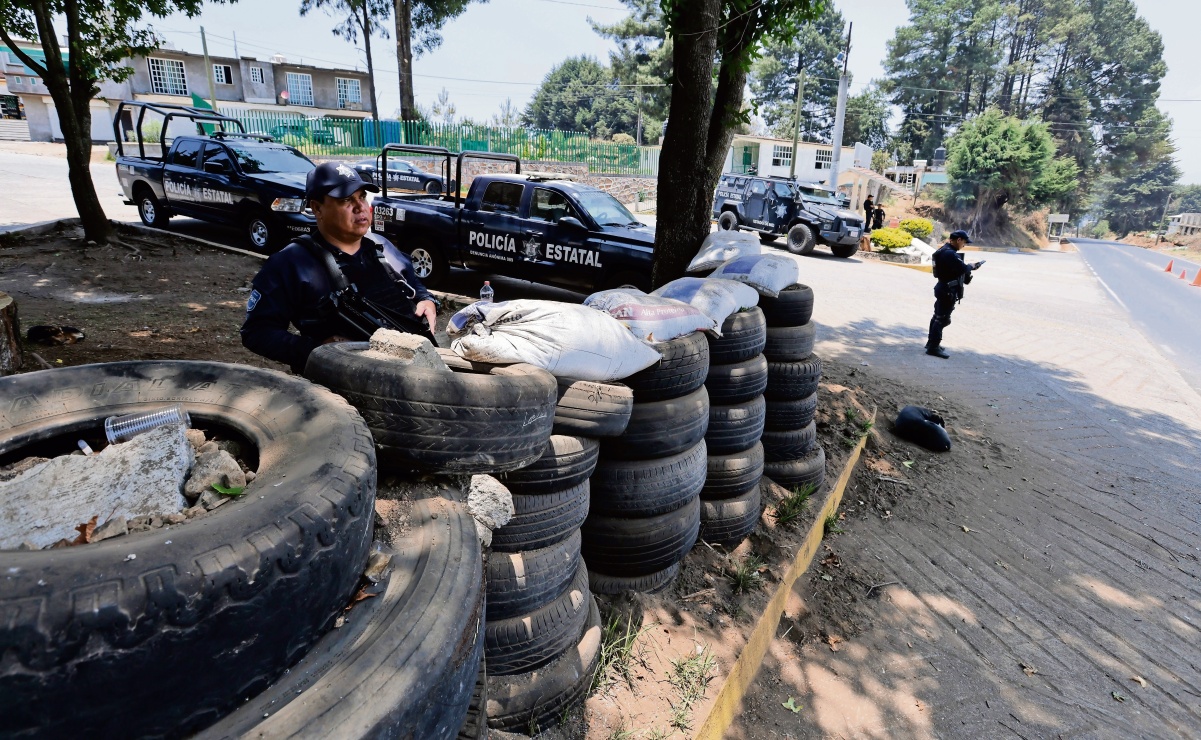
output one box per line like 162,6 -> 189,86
1165,259 -> 1175,272
1191,271 -> 1201,287
1181,269 -> 1189,280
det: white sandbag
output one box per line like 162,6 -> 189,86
651,277 -> 760,329
708,254 -> 800,298
688,230 -> 762,273
448,299 -> 662,381
583,288 -> 717,342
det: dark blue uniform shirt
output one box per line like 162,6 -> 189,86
932,243 -> 972,284
240,232 -> 435,373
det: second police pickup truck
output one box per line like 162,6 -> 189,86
370,147 -> 655,292
113,101 -> 316,251
712,173 -> 863,258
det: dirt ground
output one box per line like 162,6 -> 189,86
0,223 -> 464,373
2,224 -> 1012,738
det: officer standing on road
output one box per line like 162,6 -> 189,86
925,230 -> 984,359
863,195 -> 875,227
241,162 -> 438,373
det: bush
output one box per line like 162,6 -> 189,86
142,121 -> 162,143
611,133 -> 636,145
870,227 -> 914,252
898,217 -> 933,239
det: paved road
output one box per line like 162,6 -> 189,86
1070,238 -> 1201,393
730,245 -> 1201,738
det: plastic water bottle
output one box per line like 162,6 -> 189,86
479,281 -> 494,303
104,404 -> 191,444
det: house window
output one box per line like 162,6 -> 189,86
213,64 -> 233,85
249,66 -> 264,84
771,144 -> 792,168
148,57 -> 188,96
336,77 -> 361,109
11,76 -> 22,85
286,72 -> 314,106
815,148 -> 833,170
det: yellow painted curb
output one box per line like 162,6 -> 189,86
693,421 -> 872,740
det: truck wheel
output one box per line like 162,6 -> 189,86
718,211 -> 740,231
409,240 -> 449,288
786,223 -> 816,255
137,188 -> 169,228
425,180 -> 442,194
830,242 -> 859,258
246,211 -> 276,252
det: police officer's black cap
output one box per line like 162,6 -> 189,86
949,230 -> 972,243
306,161 -> 380,201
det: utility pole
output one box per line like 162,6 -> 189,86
233,31 -> 239,59
200,26 -> 218,111
1156,192 -> 1174,245
636,86 -> 643,146
826,22 -> 852,189
788,68 -> 806,179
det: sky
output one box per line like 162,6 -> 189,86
145,0 -> 1201,183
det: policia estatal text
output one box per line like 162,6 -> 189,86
241,162 -> 438,373
926,230 -> 984,359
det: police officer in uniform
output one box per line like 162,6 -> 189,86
241,162 -> 438,373
925,230 -> 984,359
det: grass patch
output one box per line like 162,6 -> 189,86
726,554 -> 765,594
824,511 -> 845,536
667,646 -> 717,732
591,610 -> 649,693
773,483 -> 816,528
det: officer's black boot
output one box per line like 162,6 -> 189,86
925,318 -> 949,358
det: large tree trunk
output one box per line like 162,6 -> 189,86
0,292 -> 22,376
361,2 -> 381,135
651,0 -> 721,289
394,0 -> 416,120
8,2 -> 112,243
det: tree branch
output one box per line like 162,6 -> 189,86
0,22 -> 49,77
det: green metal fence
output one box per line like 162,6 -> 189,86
221,109 -> 660,176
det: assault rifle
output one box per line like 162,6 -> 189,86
328,283 -> 437,345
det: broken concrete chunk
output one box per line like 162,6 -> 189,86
0,456 -> 50,483
467,474 -> 514,547
185,429 -> 207,451
244,470 -> 257,482
183,450 -> 247,501
361,328 -> 449,371
0,424 -> 192,550
184,505 -> 206,519
197,489 -> 230,511
198,441 -> 219,455
165,512 -> 186,525
92,516 -> 128,542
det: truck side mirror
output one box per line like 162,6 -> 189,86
559,216 -> 586,230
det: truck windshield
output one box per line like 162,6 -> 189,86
575,190 -> 639,226
797,187 -> 841,206
229,145 -> 315,175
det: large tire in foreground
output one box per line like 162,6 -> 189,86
487,599 -> 602,732
588,562 -> 680,596
761,421 -> 818,462
705,354 -> 768,405
763,323 -> 816,362
600,385 -> 709,461
703,442 -> 764,501
706,395 -> 766,455
306,343 -> 557,473
552,378 -> 633,438
581,497 -> 701,577
199,493 -> 485,740
765,392 -> 818,431
765,355 -> 823,401
492,481 -> 590,553
0,362 -> 377,739
623,332 -> 709,402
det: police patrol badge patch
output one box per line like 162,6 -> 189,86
336,164 -> 356,178
246,289 -> 261,312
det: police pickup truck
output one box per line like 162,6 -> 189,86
712,174 -> 863,258
114,101 -> 316,251
370,146 -> 655,292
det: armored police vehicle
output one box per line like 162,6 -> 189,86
351,157 -> 445,193
114,101 -> 316,252
712,174 -> 863,258
370,146 -> 655,292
